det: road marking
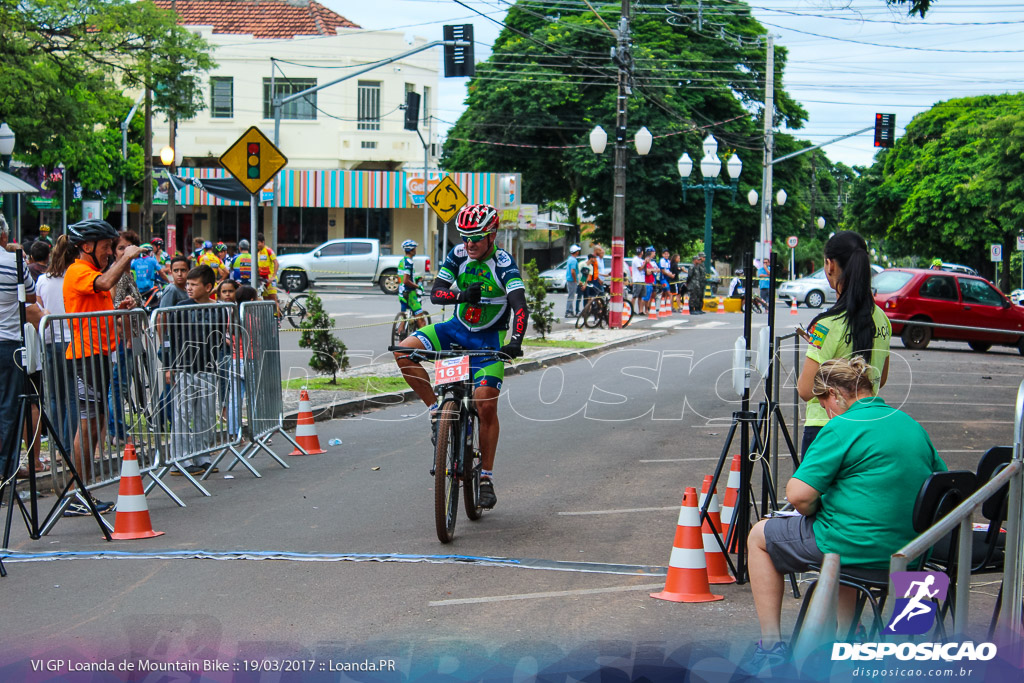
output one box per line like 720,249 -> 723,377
359,313 -> 399,319
640,457 -> 724,463
428,583 -> 666,607
558,506 -> 678,516
652,321 -> 685,328
693,321 -> 728,329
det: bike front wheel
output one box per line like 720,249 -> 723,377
462,412 -> 483,521
583,301 -> 604,328
434,400 -> 461,543
620,299 -> 633,327
285,294 -> 309,328
391,311 -> 408,347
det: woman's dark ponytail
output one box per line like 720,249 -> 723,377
810,231 -> 875,361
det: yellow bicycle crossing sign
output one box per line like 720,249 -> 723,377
425,176 -> 468,224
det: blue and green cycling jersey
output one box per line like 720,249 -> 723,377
397,256 -> 415,296
437,244 -> 525,332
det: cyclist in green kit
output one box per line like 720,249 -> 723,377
395,239 -> 426,337
393,204 -> 529,509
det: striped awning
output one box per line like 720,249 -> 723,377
173,168 -> 509,209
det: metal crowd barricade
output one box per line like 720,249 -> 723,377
236,300 -> 300,465
890,379 -> 1024,654
39,309 -> 160,531
147,302 -> 245,498
765,331 -> 805,501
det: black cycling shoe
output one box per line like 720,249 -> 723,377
478,479 -> 497,509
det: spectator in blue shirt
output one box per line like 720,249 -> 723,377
564,244 -> 581,317
131,244 -> 164,296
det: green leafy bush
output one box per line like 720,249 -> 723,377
298,291 -> 349,383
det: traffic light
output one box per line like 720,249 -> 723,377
874,113 -> 896,148
443,24 -> 475,78
247,142 -> 260,179
404,91 -> 421,131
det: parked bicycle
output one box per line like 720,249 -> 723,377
280,290 -> 309,328
389,346 -> 502,543
575,288 -> 633,329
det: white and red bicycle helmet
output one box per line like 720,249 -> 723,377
456,203 -> 499,237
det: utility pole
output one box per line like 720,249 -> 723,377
167,115 -> 177,249
758,35 -> 774,262
142,88 -> 153,238
608,0 -> 631,328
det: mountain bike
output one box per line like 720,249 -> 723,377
389,345 -> 503,543
280,290 -> 309,328
575,288 -> 633,329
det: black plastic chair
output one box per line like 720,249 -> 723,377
790,470 -> 976,643
910,469 -> 978,640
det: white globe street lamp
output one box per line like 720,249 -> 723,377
589,125 -> 607,155
634,127 -> 653,156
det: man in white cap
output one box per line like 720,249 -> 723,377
565,244 -> 582,317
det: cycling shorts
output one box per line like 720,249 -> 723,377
412,317 -> 507,391
263,282 -> 278,296
399,289 -> 422,313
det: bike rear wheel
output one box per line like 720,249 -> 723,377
285,294 -> 309,328
462,412 -> 483,521
434,400 -> 461,543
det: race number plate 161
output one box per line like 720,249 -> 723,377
435,356 -> 470,386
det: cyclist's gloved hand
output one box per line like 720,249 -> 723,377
499,344 -> 523,360
461,282 -> 482,304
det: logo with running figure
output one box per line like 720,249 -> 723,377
886,571 -> 950,635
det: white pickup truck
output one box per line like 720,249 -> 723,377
276,239 -> 430,294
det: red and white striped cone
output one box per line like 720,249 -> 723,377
700,475 -> 736,584
650,487 -> 724,603
716,297 -> 726,314
111,443 -> 164,540
659,296 -> 668,318
720,454 -> 742,553
791,298 -> 799,315
290,389 -> 327,455
681,294 -> 690,316
647,297 -> 659,320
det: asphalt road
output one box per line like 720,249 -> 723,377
2,312 -> 1021,680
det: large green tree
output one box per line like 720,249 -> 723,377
843,93 -> 1024,291
442,1 -> 814,262
1,0 -> 213,199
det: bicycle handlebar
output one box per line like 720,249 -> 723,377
388,346 -> 508,363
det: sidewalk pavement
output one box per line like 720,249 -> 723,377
282,327 -> 666,428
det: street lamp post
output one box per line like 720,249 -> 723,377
678,135 -> 742,267
160,139 -> 181,250
0,123 -> 16,235
57,162 -> 67,235
590,123 -> 652,328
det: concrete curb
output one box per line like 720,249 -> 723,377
282,329 -> 668,429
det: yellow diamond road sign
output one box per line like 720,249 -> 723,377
425,176 -> 468,224
219,126 -> 287,195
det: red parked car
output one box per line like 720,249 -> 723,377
872,268 -> 1024,354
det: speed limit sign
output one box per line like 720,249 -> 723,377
787,236 -> 799,248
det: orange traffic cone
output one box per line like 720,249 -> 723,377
790,298 -> 799,315
111,443 -> 164,540
290,389 -> 327,455
700,475 -> 736,584
650,487 -> 724,603
647,297 -> 658,320
720,454 -> 742,552
681,294 -> 690,316
659,296 -> 669,318
716,297 -> 726,314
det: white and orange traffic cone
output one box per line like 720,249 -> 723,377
716,297 -> 726,314
290,389 -> 327,455
790,298 -> 799,315
681,294 -> 690,316
700,475 -> 736,584
720,454 -> 742,552
111,443 -> 164,540
660,296 -> 669,318
647,298 -> 659,320
650,487 -> 724,603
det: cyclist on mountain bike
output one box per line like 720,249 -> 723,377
396,239 -> 426,337
393,204 -> 529,509
132,243 -> 166,310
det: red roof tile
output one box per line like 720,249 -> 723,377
152,0 -> 360,39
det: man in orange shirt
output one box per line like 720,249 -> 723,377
62,219 -> 140,516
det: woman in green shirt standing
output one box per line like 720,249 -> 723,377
796,231 -> 892,454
